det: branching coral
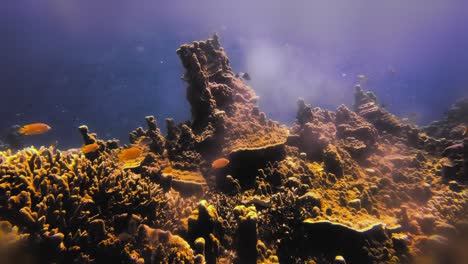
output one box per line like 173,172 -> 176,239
0,147 -> 176,263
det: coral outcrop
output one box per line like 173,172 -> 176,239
129,116 -> 166,155
353,85 -> 402,135
335,105 -> 378,159
423,98 -> 468,140
176,35 -> 289,184
186,200 -> 222,264
289,98 -> 337,159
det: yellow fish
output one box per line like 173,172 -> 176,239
118,147 -> 143,161
463,126 -> 468,136
81,143 -> 100,154
211,158 -> 230,169
18,123 -> 51,135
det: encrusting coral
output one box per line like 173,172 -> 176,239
0,35 -> 467,264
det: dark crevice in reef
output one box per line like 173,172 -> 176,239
0,35 -> 467,264
278,221 -> 407,264
227,145 -> 286,189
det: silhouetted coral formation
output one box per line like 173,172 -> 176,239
176,34 -> 289,161
424,98 -> 468,140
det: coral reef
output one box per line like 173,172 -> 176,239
423,98 -> 468,140
353,85 -> 402,135
0,147 -> 175,263
176,35 -> 289,185
335,104 -> 378,159
0,35 -> 467,264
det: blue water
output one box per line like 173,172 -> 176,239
1,1 -> 468,149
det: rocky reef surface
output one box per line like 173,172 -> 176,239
0,36 -> 467,264
423,98 -> 468,140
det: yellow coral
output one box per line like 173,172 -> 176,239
234,205 -> 258,221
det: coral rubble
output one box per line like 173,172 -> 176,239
0,35 -> 467,264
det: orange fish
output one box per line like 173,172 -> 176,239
118,147 -> 143,161
81,143 -> 99,154
211,158 -> 230,169
162,167 -> 173,174
18,123 -> 51,135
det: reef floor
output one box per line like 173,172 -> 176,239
0,35 -> 467,264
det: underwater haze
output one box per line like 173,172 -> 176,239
1,0 -> 468,148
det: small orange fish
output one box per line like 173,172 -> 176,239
81,143 -> 99,154
464,126 -> 468,136
162,167 -> 173,174
18,123 -> 51,135
211,158 -> 230,169
118,147 -> 143,161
